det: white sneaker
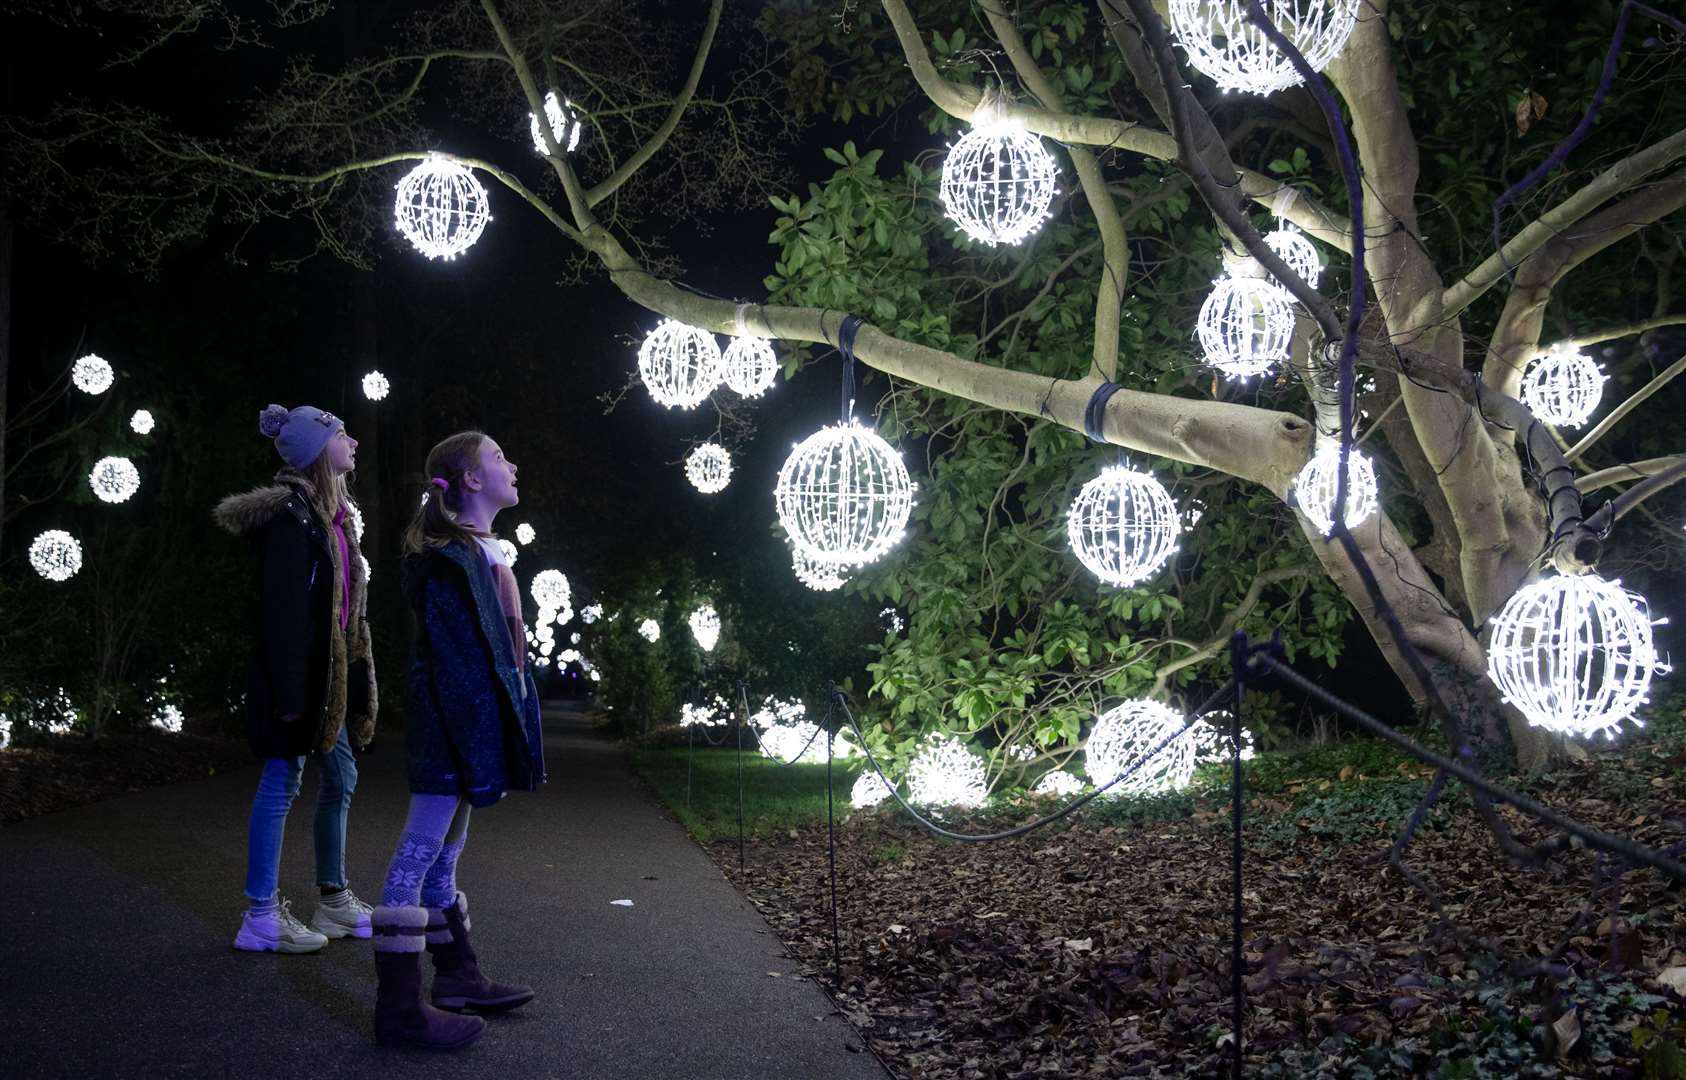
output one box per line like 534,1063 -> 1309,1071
234,899 -> 329,954
310,888 -> 374,940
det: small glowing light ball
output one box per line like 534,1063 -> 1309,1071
151,704 -> 184,734
881,607 -> 904,634
131,410 -> 155,435
1292,441 -> 1379,535
362,371 -> 391,401
531,569 -> 571,611
515,522 -> 536,545
1521,345 -> 1607,428
939,121 -> 1059,246
1067,465 -> 1182,587
529,90 -> 584,156
89,456 -> 141,503
851,771 -> 895,809
906,735 -> 988,807
792,546 -> 848,591
558,648 -> 579,664
722,336 -> 779,398
1032,770 -> 1084,797
590,670 -> 601,682
1197,275 -> 1295,378
497,538 -> 519,566
637,618 -> 661,643
29,530 -> 83,581
689,604 -> 720,652
72,354 -> 115,395
685,443 -> 732,494
1169,0 -> 1361,96
775,421 -> 914,567
1486,574 -> 1668,741
1189,711 -> 1256,763
393,155 -> 491,261
638,319 -> 723,409
1263,223 -> 1321,287
1086,699 -> 1195,796
570,632 -> 580,644
581,604 -> 603,624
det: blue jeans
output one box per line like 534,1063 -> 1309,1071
244,724 -> 358,902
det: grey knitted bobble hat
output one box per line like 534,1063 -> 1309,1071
259,404 -> 343,469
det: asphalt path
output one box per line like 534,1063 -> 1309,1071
0,704 -> 891,1079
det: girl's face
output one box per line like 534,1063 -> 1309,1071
467,437 -> 519,509
323,428 -> 358,475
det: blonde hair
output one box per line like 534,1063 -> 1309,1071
305,451 -> 350,521
402,430 -> 491,555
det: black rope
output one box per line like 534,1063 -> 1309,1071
839,314 -> 866,423
1083,380 -> 1126,442
737,682 -> 829,767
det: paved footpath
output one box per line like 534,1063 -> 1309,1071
0,704 -> 891,1080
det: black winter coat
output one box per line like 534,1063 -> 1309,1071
401,542 -> 545,807
214,472 -> 378,758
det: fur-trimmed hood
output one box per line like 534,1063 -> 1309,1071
214,468 -> 360,540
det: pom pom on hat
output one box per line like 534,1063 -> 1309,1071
259,404 -> 290,438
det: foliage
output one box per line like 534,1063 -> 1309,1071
629,744 -> 865,844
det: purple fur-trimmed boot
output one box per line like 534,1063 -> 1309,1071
425,892 -> 535,1013
372,905 -> 486,1050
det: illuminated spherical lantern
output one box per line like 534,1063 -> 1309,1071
881,607 -> 904,634
531,569 -> 571,611
791,546 -> 848,592
637,618 -> 661,643
851,771 -> 895,809
1032,770 -> 1084,797
1521,345 -> 1607,428
497,538 -> 519,566
1066,464 -> 1182,587
688,604 -> 720,652
638,319 -> 723,409
940,119 -> 1058,246
775,421 -> 914,567
1086,699 -> 1195,796
151,704 -> 184,734
1169,0 -> 1361,96
393,154 -> 491,261
529,90 -> 584,156
72,354 -> 115,395
685,443 -> 732,494
1263,223 -> 1321,288
130,410 -> 155,435
906,735 -> 988,808
581,604 -> 603,624
1292,440 -> 1379,535
1189,711 -> 1256,763
1486,574 -> 1668,741
29,530 -> 83,582
362,371 -> 391,401
515,522 -> 536,545
722,336 -> 778,398
1197,275 -> 1295,378
89,456 -> 141,504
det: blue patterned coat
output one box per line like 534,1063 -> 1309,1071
401,542 -> 546,807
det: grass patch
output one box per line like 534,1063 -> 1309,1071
629,745 -> 866,844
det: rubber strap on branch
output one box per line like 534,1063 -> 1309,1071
1083,381 -> 1126,442
839,314 -> 866,422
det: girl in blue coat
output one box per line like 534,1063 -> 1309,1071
370,430 -> 546,1051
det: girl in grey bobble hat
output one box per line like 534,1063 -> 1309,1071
212,402 -> 378,955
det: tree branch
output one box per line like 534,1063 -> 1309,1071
1565,353 -> 1686,462
1575,455 -> 1686,494
1547,312 -> 1686,352
1152,563 -> 1313,694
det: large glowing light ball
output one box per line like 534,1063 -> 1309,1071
1189,711 -> 1256,763
722,336 -> 779,398
791,545 -> 848,592
497,538 -> 519,566
1292,440 -> 1379,535
1521,345 -> 1607,428
689,604 -> 720,652
362,371 -> 391,401
1067,465 -> 1182,587
1032,769 -> 1084,797
1086,699 -> 1195,796
685,443 -> 732,494
89,456 -> 141,504
1169,0 -> 1361,96
906,735 -> 988,807
515,522 -> 536,545
638,319 -> 723,409
393,155 -> 490,260
939,121 -> 1059,246
529,90 -> 585,156
1486,574 -> 1668,741
29,530 -> 83,582
131,409 -> 155,435
1197,275 -> 1295,378
151,704 -> 184,734
775,421 -> 914,567
531,569 -> 571,611
1263,223 -> 1321,288
637,618 -> 661,643
72,354 -> 115,395
851,770 -> 895,809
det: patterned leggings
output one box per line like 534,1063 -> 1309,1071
380,794 -> 471,909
